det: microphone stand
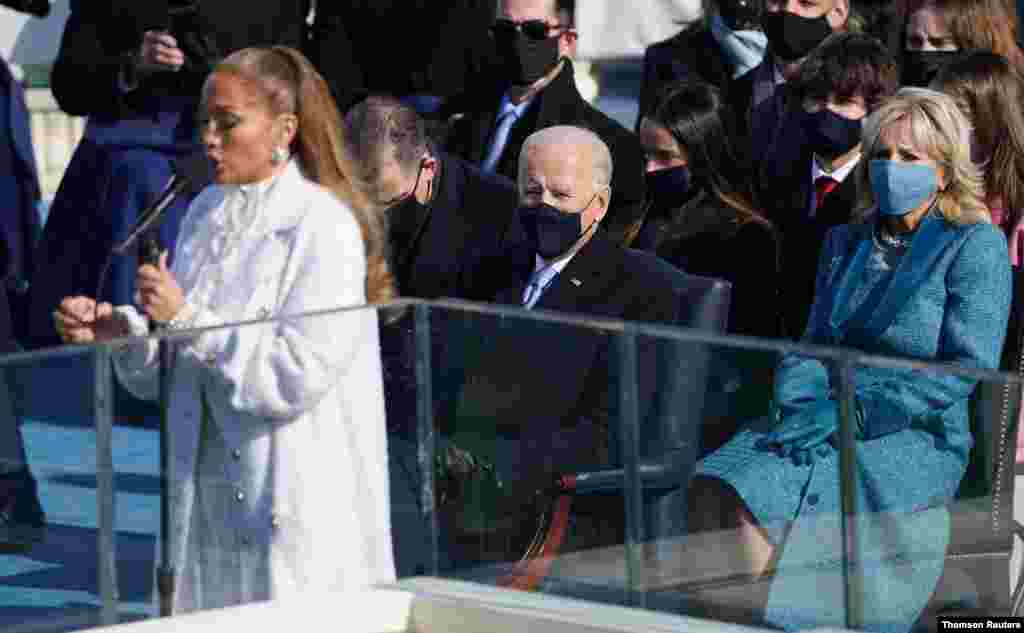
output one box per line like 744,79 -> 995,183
157,335 -> 174,617
140,236 -> 176,617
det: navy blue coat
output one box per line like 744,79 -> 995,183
24,0 -> 352,350
392,152 -> 527,301
637,25 -> 732,128
698,214 -> 1012,631
0,59 -> 40,345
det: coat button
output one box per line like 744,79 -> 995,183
271,515 -> 280,529
235,490 -> 245,502
232,449 -> 241,460
807,493 -> 820,507
241,535 -> 251,546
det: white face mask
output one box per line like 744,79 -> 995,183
708,11 -> 769,78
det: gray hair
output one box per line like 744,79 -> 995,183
520,125 -> 613,190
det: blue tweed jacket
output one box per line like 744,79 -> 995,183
698,212 -> 1012,632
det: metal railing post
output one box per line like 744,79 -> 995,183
414,305 -> 438,576
95,346 -> 118,625
617,328 -> 645,607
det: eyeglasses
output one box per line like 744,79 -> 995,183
490,18 -> 566,42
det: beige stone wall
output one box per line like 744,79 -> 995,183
25,87 -> 84,201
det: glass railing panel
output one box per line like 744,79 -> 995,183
0,344 -> 119,631
839,355 -> 1019,632
9,299 -> 1011,633
421,303 -> 629,605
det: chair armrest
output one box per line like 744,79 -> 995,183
561,449 -> 693,495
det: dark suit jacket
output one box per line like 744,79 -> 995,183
764,147 -> 861,340
442,60 -> 647,245
393,152 -> 528,301
52,0 -> 364,118
637,25 -> 732,128
0,59 -> 40,345
381,152 -> 529,440
439,233 -> 679,484
724,56 -> 801,192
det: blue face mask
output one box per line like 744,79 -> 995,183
709,11 -> 769,78
645,165 -> 692,210
869,160 -> 939,217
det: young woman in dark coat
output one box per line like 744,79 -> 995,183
633,79 -> 781,341
633,79 -> 782,453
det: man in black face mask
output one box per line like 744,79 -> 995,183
436,125 -> 687,569
725,0 -> 850,177
762,32 -> 898,339
343,95 -> 528,577
442,0 -> 647,247
345,95 -> 526,301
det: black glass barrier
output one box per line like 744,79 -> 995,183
0,299 -> 1014,633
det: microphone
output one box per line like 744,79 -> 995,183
113,152 -> 213,256
0,0 -> 50,17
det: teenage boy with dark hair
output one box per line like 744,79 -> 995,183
764,31 -> 899,339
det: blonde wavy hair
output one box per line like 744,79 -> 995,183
214,46 -> 396,305
856,87 -> 989,225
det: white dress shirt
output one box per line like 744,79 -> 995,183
808,153 -> 861,218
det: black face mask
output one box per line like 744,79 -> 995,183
802,108 -> 862,159
520,198 -> 597,259
387,196 -> 428,254
761,10 -> 832,62
496,32 -> 562,85
386,164 -> 430,252
645,165 -> 693,211
901,49 -> 959,88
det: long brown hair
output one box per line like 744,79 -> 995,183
645,80 -> 768,227
214,46 -> 395,305
898,0 -> 1024,67
932,51 -> 1024,229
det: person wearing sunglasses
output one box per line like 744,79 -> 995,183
442,0 -> 647,247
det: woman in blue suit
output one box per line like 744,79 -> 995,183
690,88 -> 1012,632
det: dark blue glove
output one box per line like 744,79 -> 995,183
757,400 -> 840,466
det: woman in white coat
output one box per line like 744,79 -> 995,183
53,46 -> 397,613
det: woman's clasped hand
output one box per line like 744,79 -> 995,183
53,297 -> 127,344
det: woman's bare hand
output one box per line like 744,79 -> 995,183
136,251 -> 186,324
54,297 -> 129,344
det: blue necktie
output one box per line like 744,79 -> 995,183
482,108 -> 519,173
522,268 -> 556,309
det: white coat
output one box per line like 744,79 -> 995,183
112,160 -> 395,613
